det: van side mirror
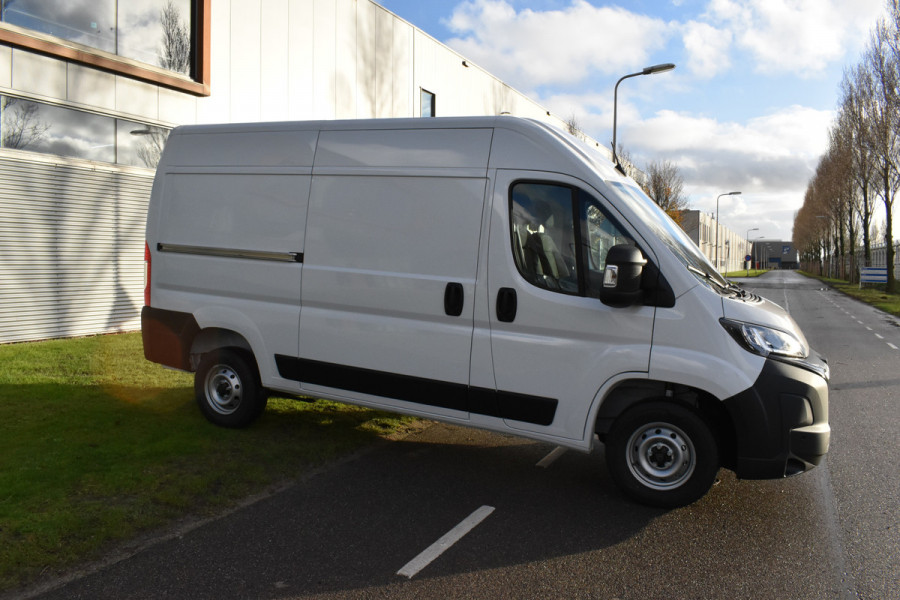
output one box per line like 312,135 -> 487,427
600,244 -> 646,307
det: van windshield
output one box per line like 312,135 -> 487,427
606,181 -> 729,289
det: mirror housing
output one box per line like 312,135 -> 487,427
600,244 -> 646,307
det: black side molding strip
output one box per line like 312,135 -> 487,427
275,355 -> 557,426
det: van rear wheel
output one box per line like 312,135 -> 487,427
605,401 -> 719,508
194,349 -> 267,428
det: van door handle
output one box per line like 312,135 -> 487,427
496,287 -> 517,322
444,282 -> 464,316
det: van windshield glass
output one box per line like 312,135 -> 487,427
606,181 -> 728,288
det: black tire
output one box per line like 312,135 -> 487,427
605,401 -> 719,508
194,349 -> 268,428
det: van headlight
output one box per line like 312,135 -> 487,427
720,318 -> 829,380
720,318 -> 806,358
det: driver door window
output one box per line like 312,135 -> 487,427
510,181 -> 632,297
510,183 -> 579,294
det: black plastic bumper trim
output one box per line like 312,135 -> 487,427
141,306 -> 200,371
724,357 -> 830,479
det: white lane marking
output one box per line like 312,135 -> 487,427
397,505 -> 495,579
889,343 -> 899,350
866,326 -> 873,331
536,446 -> 567,468
875,333 -> 884,339
857,320 -> 864,326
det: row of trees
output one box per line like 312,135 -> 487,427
794,0 -> 900,290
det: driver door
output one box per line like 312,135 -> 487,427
487,171 -> 656,441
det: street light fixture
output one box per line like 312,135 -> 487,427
715,191 -> 741,272
611,63 -> 675,172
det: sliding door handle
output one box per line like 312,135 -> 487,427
444,282 -> 464,316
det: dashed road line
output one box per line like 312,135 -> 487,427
397,505 -> 495,579
889,343 -> 899,350
536,446 -> 567,468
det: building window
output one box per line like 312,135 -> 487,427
0,0 -> 209,95
1,95 -> 170,168
420,89 -> 435,118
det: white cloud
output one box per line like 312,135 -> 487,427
705,0 -> 885,75
620,105 -> 834,239
681,20 -> 732,78
444,0 -> 673,89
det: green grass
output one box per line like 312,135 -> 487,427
725,269 -> 769,278
799,271 -> 900,317
0,333 -> 418,592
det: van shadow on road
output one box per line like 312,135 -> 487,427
35,422 -> 838,600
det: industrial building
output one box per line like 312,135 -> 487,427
678,210 -> 756,274
0,0 -> 586,343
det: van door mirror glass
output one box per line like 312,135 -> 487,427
599,244 -> 646,307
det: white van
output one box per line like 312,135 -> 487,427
142,116 -> 830,507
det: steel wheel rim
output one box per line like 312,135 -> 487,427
626,421 -> 696,491
204,364 -> 243,415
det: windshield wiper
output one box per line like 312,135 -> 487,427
687,265 -> 744,296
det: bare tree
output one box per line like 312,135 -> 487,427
159,1 -> 191,75
839,64 -> 876,268
641,159 -> 689,225
861,9 -> 900,291
1,97 -> 50,150
614,143 -> 645,186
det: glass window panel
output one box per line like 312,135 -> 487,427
1,0 -> 116,53
0,96 -> 114,163
420,89 -> 435,118
116,120 -> 170,168
1,1 -> 194,76
510,182 -> 579,294
118,0 -> 192,75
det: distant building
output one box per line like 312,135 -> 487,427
679,210 -> 753,273
752,240 -> 799,270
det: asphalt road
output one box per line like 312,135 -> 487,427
18,271 -> 900,599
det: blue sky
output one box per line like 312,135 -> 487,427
376,0 -> 886,241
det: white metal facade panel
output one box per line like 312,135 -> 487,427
0,45 -> 11,88
0,152 -> 153,343
230,0 -> 262,120
261,0 -> 290,121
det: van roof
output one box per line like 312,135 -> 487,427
162,116 -> 623,180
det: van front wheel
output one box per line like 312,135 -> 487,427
194,349 -> 267,428
605,402 -> 719,508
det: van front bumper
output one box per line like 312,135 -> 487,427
724,356 -> 830,479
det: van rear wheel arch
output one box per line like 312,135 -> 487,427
190,328 -> 254,371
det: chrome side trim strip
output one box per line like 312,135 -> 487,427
157,243 -> 303,263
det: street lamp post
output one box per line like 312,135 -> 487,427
611,63 -> 675,171
715,191 -> 741,272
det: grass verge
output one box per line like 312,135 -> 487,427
0,332 -> 419,592
725,269 -> 769,278
799,271 -> 900,317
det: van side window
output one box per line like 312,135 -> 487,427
510,182 -> 633,297
510,182 -> 579,294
